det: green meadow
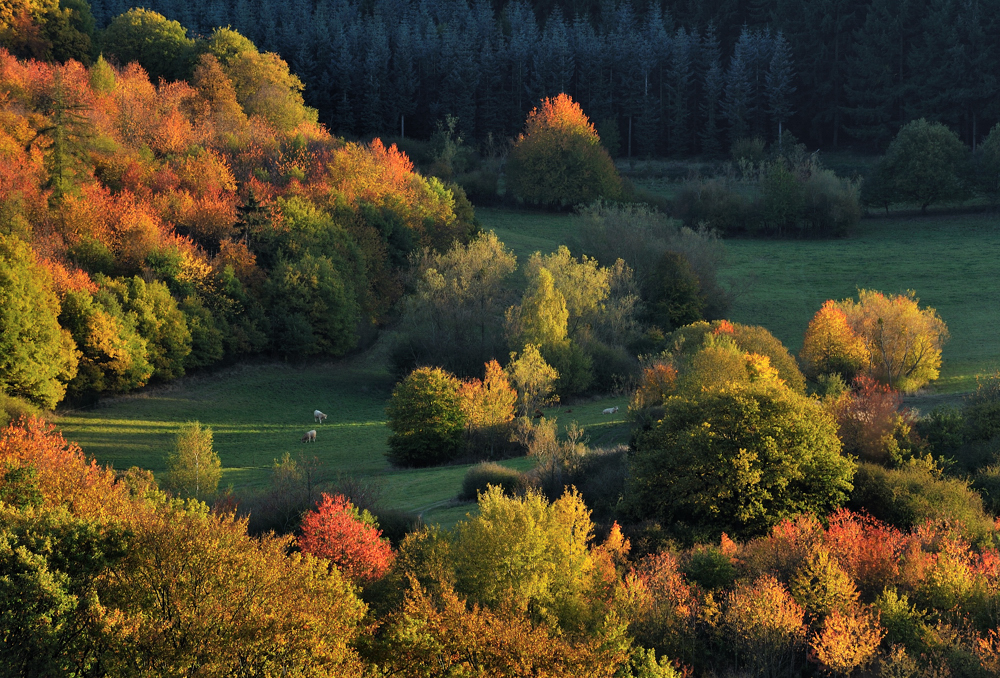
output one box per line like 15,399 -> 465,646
56,346 -> 630,527
56,208 -> 999,526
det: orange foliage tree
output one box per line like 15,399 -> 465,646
298,492 -> 394,584
506,93 -> 622,207
800,299 -> 870,381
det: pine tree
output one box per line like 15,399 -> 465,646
666,27 -> 695,156
699,24 -> 725,155
766,30 -> 796,141
724,29 -> 754,144
532,8 -> 574,100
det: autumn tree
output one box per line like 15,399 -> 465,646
101,9 -> 196,82
0,233 -> 78,409
800,300 -> 870,381
385,366 -> 466,467
835,289 -> 948,392
223,49 -> 318,131
163,421 -> 221,501
459,359 -> 518,458
299,493 -> 394,584
525,246 -> 610,337
382,577 -> 628,677
505,344 -> 559,416
508,266 -> 569,350
506,93 -> 623,207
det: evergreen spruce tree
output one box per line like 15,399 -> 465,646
699,25 -> 725,155
724,30 -> 754,144
766,30 -> 796,141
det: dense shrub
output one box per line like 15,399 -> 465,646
385,367 -> 466,467
627,382 -> 855,541
849,462 -> 995,541
575,202 -> 730,320
673,162 -> 860,237
506,93 -> 622,207
460,462 -> 528,501
0,392 -> 42,427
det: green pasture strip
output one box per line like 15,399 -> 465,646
722,214 -> 1000,392
477,207 -> 575,261
55,354 -> 630,529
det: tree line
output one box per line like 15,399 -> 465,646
66,0 -> 1000,152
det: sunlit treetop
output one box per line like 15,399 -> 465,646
522,92 -> 601,144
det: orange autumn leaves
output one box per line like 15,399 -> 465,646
801,291 -> 948,392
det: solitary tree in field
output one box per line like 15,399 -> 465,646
505,93 -> 622,207
164,421 -> 222,500
871,119 -> 970,214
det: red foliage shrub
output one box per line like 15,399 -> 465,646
823,509 -> 906,598
299,492 -> 394,584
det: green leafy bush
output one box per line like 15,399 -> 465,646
849,462 -> 994,541
626,382 -> 855,542
385,367 -> 466,467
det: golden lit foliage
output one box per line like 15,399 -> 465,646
631,362 -> 678,410
722,574 -> 806,676
505,343 -> 559,416
835,289 -> 949,392
106,502 -> 368,677
790,547 -> 860,622
0,416 -> 131,519
382,577 -> 628,677
800,299 -> 870,380
525,246 -> 611,335
507,266 -> 569,349
506,93 -> 623,206
458,359 -> 517,429
0,418 -> 369,676
811,606 -> 884,675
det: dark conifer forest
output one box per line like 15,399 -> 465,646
77,0 -> 1000,152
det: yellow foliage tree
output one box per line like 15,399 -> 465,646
508,266 -> 569,350
836,289 -> 948,392
506,344 -> 559,416
811,606 -> 884,676
163,421 -> 222,501
526,246 -> 610,335
800,299 -> 870,380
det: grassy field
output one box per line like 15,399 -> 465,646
479,208 -> 1000,395
56,341 -> 630,527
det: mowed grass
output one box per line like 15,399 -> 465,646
56,346 -> 630,528
480,208 -> 1000,394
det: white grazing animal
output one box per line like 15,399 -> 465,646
301,429 -> 317,443
314,410 -> 327,423
602,406 -> 619,415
